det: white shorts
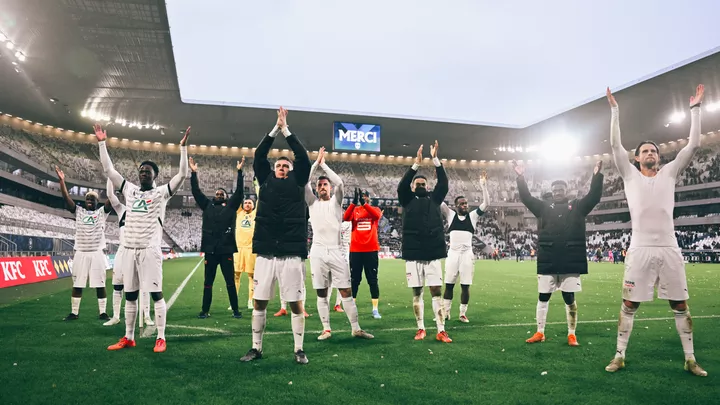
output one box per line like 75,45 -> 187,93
72,250 -> 107,288
622,247 -> 688,302
115,246 -> 164,293
406,260 -> 443,288
310,246 -> 351,290
538,274 -> 582,293
111,246 -> 125,285
445,250 -> 474,285
253,255 -> 306,302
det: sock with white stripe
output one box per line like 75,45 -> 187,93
673,307 -> 696,361
252,309 -> 267,352
317,296 -> 331,331
615,304 -> 636,359
154,299 -> 167,340
432,296 -> 445,333
125,300 -> 137,341
413,294 -> 425,330
98,298 -> 107,315
536,301 -> 549,334
112,290 -> 123,319
342,296 -> 360,332
71,297 -> 81,315
291,311 -> 305,352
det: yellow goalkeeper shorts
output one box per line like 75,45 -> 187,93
234,248 -> 257,274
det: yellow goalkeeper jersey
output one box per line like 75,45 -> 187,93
235,177 -> 260,249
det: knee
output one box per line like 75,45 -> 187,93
460,284 -> 470,293
125,291 -> 139,301
621,301 -> 638,314
538,293 -> 552,302
150,292 -> 163,301
561,291 -> 575,305
444,283 -> 455,292
670,301 -> 687,312
113,285 -> 124,292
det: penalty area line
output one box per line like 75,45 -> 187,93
157,314 -> 720,339
141,258 -> 204,338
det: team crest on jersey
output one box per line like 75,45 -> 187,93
240,217 -> 252,228
131,198 -> 153,213
82,214 -> 98,224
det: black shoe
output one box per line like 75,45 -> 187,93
240,348 -> 262,362
197,312 -> 211,319
294,349 -> 308,365
64,313 -> 79,321
99,313 -> 111,321
233,311 -> 243,319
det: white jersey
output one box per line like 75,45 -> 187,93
610,106 -> 700,248
74,206 -> 109,252
116,205 -> 126,243
308,195 -> 344,248
441,203 -> 482,252
341,221 -> 352,256
120,181 -> 173,248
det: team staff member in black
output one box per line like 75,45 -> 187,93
240,107 -> 312,365
190,156 -> 246,319
398,141 -> 452,343
514,160 -> 603,347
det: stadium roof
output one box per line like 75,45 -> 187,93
0,0 -> 719,161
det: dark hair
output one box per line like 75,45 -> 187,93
551,180 -> 567,188
360,189 -> 370,196
633,140 -> 659,170
454,195 -> 466,205
216,188 -> 228,195
139,161 -> 159,176
317,175 -> 330,183
277,156 -> 291,163
412,175 -> 427,182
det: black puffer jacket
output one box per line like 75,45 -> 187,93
191,170 -> 244,255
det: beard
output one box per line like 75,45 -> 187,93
213,197 -> 226,205
414,187 -> 428,197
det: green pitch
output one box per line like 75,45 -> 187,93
1,258 -> 719,405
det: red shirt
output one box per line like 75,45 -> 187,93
343,203 -> 382,252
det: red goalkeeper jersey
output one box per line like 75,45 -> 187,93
343,203 -> 382,252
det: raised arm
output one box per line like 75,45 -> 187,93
664,85 -> 704,178
304,160 -> 319,206
94,124 -> 125,189
343,202 -> 356,222
319,149 -> 343,205
54,166 -> 76,213
398,145 -> 423,206
440,202 -> 452,219
512,161 -> 544,218
577,161 -> 605,216
606,88 -> 634,178
430,141 -> 448,205
364,204 -> 382,221
188,156 -> 209,211
226,158 -> 246,211
478,176 -> 490,211
166,127 -> 190,196
106,178 -> 123,214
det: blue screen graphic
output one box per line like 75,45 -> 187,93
333,122 -> 381,152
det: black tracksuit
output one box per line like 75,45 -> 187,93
192,170 -> 244,313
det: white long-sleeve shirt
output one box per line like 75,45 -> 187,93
305,162 -> 344,248
610,106 -> 700,247
106,178 -> 126,243
98,140 -> 188,248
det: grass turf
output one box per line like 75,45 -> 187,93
1,258 -> 719,405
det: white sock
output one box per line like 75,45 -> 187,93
342,296 -> 360,332
280,301 -> 287,310
413,294 -> 425,330
291,311 -> 305,352
432,296 -> 445,333
112,290 -> 123,319
616,304 -> 636,359
335,289 -> 342,307
673,308 -> 696,361
459,304 -> 468,317
317,296 -> 331,331
98,298 -> 107,315
154,299 -> 167,340
143,291 -> 151,318
536,301 -> 549,333
71,297 -> 81,315
125,300 -> 137,341
566,301 -> 578,335
443,298 -> 452,318
252,309 -> 267,352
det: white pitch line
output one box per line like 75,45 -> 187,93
156,314 -> 720,339
141,258 -> 204,338
167,324 -> 232,334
